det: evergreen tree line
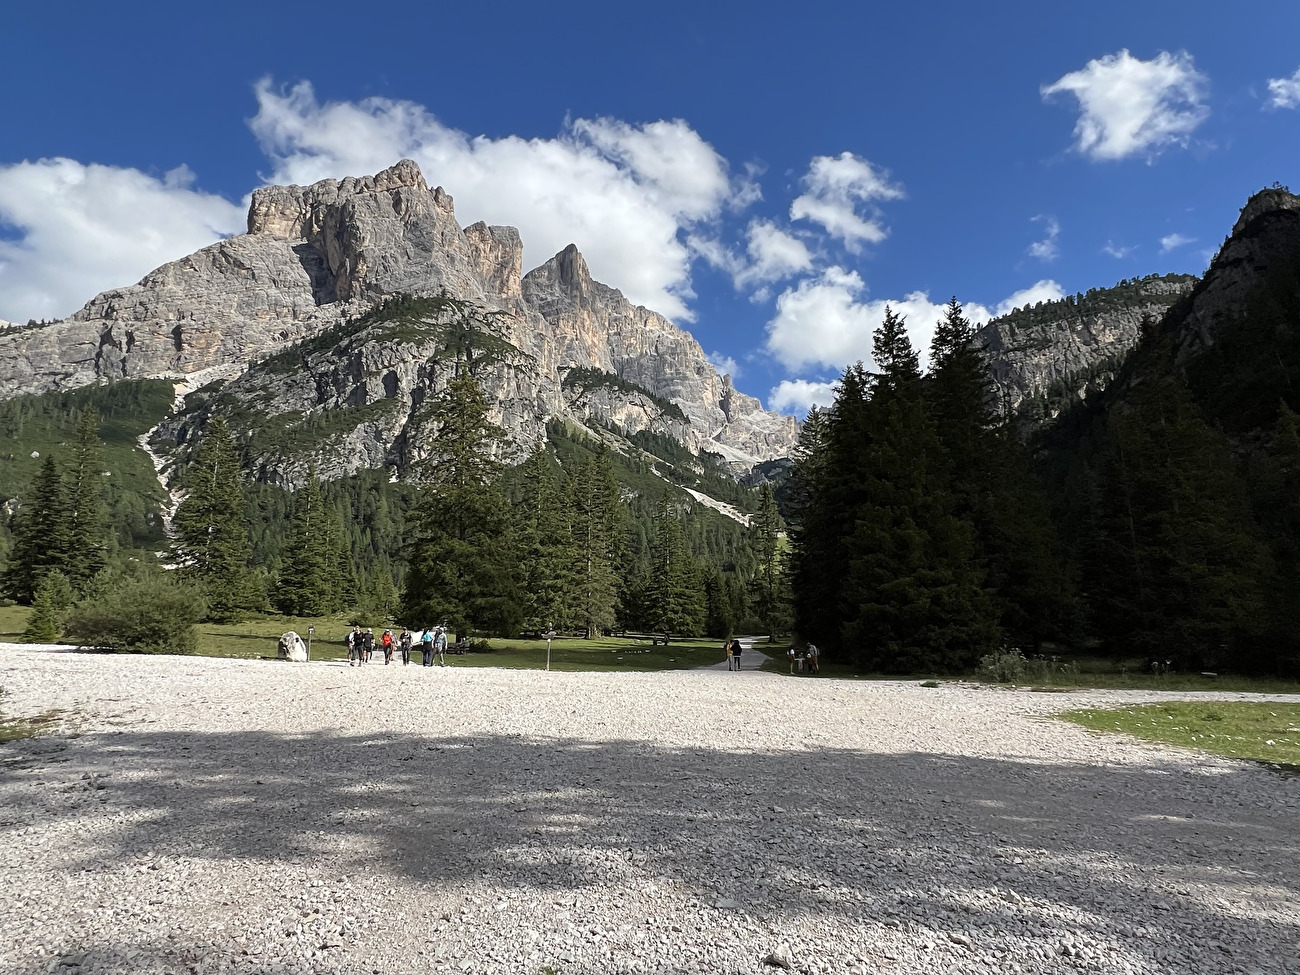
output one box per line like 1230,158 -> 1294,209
791,277 -> 1300,677
786,300 -> 1075,674
1037,244 -> 1300,676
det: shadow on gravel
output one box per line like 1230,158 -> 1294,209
3,730 -> 1298,974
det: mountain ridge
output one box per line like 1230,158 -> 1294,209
0,160 -> 798,486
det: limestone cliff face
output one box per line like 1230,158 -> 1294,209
1176,188 -> 1300,362
977,274 -> 1197,416
0,160 -> 797,486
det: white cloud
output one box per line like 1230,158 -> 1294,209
707,351 -> 741,379
1027,215 -> 1061,262
1160,232 -> 1196,252
789,152 -> 903,252
689,218 -> 813,296
249,79 -> 757,321
0,158 -> 244,322
735,219 -> 814,291
993,279 -> 1066,317
769,379 -> 836,415
764,271 -> 1067,374
1266,67 -> 1300,109
1041,49 -> 1209,161
1103,240 -> 1135,259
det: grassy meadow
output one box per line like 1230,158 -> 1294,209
1060,702 -> 1300,770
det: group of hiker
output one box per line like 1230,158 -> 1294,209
723,638 -> 745,671
345,625 -> 449,667
788,642 -> 820,674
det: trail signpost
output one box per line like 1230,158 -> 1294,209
545,629 -> 556,671
307,625 -> 314,661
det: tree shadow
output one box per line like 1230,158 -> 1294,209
2,729 -> 1297,974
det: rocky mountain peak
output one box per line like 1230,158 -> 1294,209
1232,186 -> 1300,236
0,160 -> 801,485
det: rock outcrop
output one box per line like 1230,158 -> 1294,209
277,631 -> 308,662
977,273 -> 1197,417
1176,187 -> 1300,362
0,161 -> 798,485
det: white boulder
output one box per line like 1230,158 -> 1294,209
278,631 -> 308,662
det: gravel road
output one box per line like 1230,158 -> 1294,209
1,645 -> 1297,975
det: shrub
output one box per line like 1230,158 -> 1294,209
19,585 -> 61,643
977,648 -> 1079,685
64,574 -> 206,654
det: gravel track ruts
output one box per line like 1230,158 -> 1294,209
1,646 -> 1298,975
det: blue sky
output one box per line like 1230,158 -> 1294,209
3,1 -> 1298,414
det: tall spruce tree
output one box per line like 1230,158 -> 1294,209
644,493 -> 703,639
402,373 -> 520,637
1,456 -> 72,604
927,298 -> 1077,650
173,418 -> 260,622
568,449 -> 623,638
515,447 -> 577,633
838,308 -> 1000,672
749,483 -> 791,638
63,408 -> 110,590
273,472 -> 339,617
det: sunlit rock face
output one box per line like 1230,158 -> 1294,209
0,161 -> 798,486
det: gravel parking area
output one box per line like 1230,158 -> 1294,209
1,645 -> 1298,975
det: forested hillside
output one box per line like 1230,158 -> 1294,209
785,188 -> 1300,677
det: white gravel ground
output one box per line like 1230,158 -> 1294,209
1,645 -> 1298,975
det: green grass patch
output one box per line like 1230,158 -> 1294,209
1059,702 -> 1300,770
0,604 -> 30,641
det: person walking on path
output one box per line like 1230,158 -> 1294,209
347,626 -> 361,667
807,642 -> 820,675
724,639 -> 735,671
729,639 -> 742,673
361,628 -> 374,664
381,628 -> 395,665
420,627 -> 434,666
434,624 -> 448,667
399,628 -> 412,666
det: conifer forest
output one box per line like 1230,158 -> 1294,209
2,259 -> 1299,677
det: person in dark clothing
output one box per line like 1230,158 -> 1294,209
399,628 -> 412,666
729,639 -> 742,672
361,628 -> 374,664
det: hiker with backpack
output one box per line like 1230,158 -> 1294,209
346,626 -> 362,667
399,628 -> 412,666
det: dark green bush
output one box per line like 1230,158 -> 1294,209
65,574 -> 205,654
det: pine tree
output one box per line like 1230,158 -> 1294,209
273,472 -> 338,617
402,373 -> 520,637
515,447 -> 577,633
1,456 -> 72,604
644,493 -> 703,639
1087,376 -> 1271,670
838,308 -> 1001,672
568,448 -> 623,638
20,574 -> 62,642
173,418 -> 260,622
749,483 -> 791,638
927,298 -> 1077,650
63,408 -> 110,591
